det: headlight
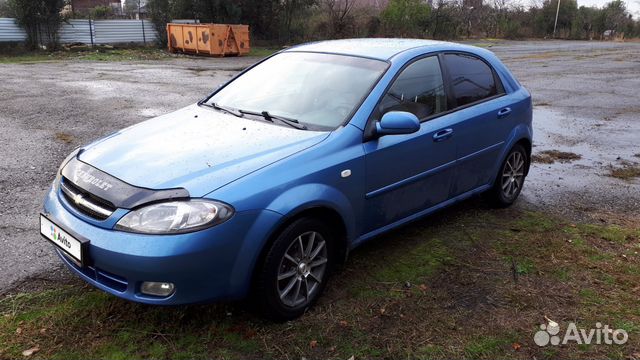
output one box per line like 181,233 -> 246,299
115,200 -> 234,234
54,148 -> 81,190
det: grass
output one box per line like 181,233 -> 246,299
0,46 -> 278,64
2,205 -> 640,359
532,150 -> 582,164
54,132 -> 75,144
0,48 -> 171,63
608,163 -> 640,181
248,47 -> 280,57
464,335 -> 517,358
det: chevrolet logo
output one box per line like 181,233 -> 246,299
73,193 -> 84,205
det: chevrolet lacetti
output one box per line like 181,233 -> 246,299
41,39 -> 532,320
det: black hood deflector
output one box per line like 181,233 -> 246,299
61,157 -> 190,209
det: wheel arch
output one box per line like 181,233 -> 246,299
249,205 -> 350,294
492,123 -> 533,182
514,137 -> 532,176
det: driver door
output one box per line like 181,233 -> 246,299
362,55 -> 457,233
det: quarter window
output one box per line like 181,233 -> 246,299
376,56 -> 447,121
444,53 -> 500,107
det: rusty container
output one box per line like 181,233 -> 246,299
167,23 -> 250,57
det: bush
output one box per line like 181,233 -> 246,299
8,0 -> 65,50
380,0 -> 430,37
90,5 -> 113,19
147,0 -> 172,46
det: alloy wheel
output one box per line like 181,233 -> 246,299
501,151 -> 525,199
277,231 -> 328,307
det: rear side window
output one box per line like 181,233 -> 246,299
444,53 -> 500,107
376,56 -> 447,121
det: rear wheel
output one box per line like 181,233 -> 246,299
253,217 -> 333,321
487,144 -> 528,207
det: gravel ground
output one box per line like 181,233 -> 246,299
491,41 -> 640,220
0,40 -> 638,293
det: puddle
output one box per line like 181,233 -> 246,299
521,107 -> 640,216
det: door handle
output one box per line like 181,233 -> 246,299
433,128 -> 453,142
497,107 -> 512,118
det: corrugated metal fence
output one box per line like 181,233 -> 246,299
58,19 -> 94,44
0,18 -> 26,42
94,20 -> 158,44
0,18 -> 159,44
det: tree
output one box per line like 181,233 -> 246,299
148,0 -> 291,45
486,0 -> 513,38
123,0 -> 141,18
192,0 -> 241,23
239,0 -> 280,40
571,5 -> 599,39
380,0 -> 431,37
280,0 -> 315,42
91,5 -> 113,18
429,0 -> 462,39
147,0 -> 172,46
322,0 -> 357,38
0,0 -> 12,17
536,0 -> 578,37
8,0 -> 66,49
600,0 -> 631,33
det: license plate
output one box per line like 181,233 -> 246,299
40,214 -> 88,266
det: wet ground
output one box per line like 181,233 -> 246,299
0,40 -> 638,293
490,41 -> 640,221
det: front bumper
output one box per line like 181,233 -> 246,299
42,185 -> 282,305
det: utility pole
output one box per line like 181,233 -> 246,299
553,0 -> 561,37
138,0 -> 146,44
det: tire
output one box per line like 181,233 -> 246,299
253,217 -> 334,321
487,144 -> 528,208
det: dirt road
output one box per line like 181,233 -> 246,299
0,40 -> 638,292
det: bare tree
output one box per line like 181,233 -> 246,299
281,0 -> 315,41
489,0 -> 512,37
322,0 -> 356,37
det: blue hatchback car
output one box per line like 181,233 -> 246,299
41,39 -> 531,320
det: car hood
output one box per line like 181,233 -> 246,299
78,104 -> 329,197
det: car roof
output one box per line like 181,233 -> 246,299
283,38 -> 469,61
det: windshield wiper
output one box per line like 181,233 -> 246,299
240,110 -> 307,130
201,102 -> 243,118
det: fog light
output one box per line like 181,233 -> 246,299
140,282 -> 175,297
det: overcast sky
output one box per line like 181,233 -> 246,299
522,0 -> 640,17
580,0 -> 640,16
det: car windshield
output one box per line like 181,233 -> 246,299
206,52 -> 388,131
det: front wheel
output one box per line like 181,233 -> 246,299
253,217 -> 333,321
487,144 -> 528,207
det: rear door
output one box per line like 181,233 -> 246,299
441,53 -> 512,196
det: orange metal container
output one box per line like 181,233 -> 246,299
167,23 -> 250,57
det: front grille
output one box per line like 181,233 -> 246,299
60,177 -> 116,220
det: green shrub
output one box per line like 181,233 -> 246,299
8,0 -> 65,50
380,0 -> 431,37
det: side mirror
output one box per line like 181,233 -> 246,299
375,111 -> 420,136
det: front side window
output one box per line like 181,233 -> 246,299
375,56 -> 447,121
207,52 -> 388,131
444,53 -> 500,107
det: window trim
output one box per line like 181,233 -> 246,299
440,51 -> 506,111
364,50 -> 507,142
363,52 -> 447,141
